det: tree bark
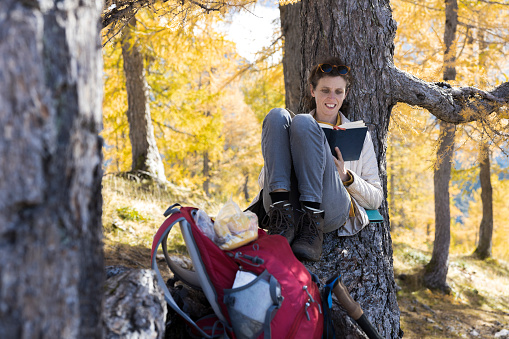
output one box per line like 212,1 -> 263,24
122,16 -> 166,183
391,69 -> 508,123
283,1 -> 402,337
0,0 -> 103,338
278,0 -> 508,335
103,269 -> 167,339
443,0 -> 458,81
472,26 -> 494,260
473,142 -> 493,259
424,120 -> 455,292
280,1 -> 302,114
423,0 -> 457,292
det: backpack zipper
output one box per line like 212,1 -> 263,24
286,285 -> 322,338
303,285 -> 322,315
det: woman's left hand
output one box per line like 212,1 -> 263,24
334,147 -> 349,181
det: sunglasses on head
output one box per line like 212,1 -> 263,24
318,64 -> 350,75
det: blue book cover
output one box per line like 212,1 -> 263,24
319,121 -> 367,161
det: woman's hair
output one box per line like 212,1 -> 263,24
303,57 -> 352,113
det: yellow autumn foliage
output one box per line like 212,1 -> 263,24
101,0 -> 509,261
391,0 -> 509,260
102,5 -> 270,203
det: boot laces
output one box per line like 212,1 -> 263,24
262,203 -> 293,234
298,211 -> 322,244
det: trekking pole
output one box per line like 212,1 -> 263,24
325,274 -> 383,339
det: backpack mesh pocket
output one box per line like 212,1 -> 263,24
223,270 -> 283,339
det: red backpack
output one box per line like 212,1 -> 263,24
151,204 -> 323,339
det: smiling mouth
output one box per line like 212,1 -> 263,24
325,103 -> 336,108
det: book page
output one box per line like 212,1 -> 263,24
338,120 -> 365,129
317,120 -> 365,130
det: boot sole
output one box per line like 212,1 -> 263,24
292,247 -> 321,261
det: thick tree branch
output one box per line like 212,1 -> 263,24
102,0 -> 255,29
102,0 -> 153,29
491,81 -> 509,99
390,66 -> 509,124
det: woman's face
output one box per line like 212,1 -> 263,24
310,75 -> 348,124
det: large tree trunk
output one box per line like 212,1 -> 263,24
0,0 -> 104,338
424,120 -> 455,292
279,0 -> 508,335
279,1 -> 402,337
103,269 -> 167,339
122,16 -> 166,183
280,1 -> 302,114
473,141 -> 493,259
423,0 -> 458,292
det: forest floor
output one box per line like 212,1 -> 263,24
102,176 -> 509,338
392,237 -> 509,338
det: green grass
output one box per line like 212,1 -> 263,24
116,206 -> 149,222
102,176 -> 509,338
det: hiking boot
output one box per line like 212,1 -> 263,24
291,206 -> 325,261
261,201 -> 295,244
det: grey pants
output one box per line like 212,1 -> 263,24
261,108 -> 351,233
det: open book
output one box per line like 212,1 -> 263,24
318,120 -> 368,161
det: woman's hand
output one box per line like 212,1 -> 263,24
334,147 -> 349,181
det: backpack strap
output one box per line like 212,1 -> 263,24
263,274 -> 283,339
321,273 -> 340,339
151,211 -> 225,339
162,235 -> 202,290
177,208 -> 230,326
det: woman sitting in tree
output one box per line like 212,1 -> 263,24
249,56 -> 383,261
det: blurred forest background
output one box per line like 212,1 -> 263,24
100,0 -> 509,336
3,0 -> 509,337
102,0 -> 509,260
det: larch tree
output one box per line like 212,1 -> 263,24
473,27 -> 494,259
0,0 -> 104,338
455,4 -> 509,261
389,0 -> 509,281
473,141 -> 494,259
121,14 -> 167,182
279,0 -> 508,337
425,120 -> 455,292
106,6 -> 262,198
280,1 -> 302,115
423,0 -> 458,293
101,0 -> 254,187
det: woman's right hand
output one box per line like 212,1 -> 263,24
334,147 -> 350,181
